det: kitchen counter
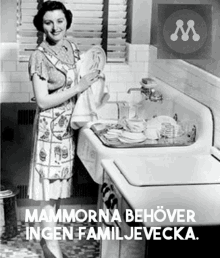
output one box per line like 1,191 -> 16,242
101,155 -> 220,227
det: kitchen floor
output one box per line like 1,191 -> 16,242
0,220 -> 100,258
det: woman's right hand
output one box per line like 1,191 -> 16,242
77,70 -> 100,93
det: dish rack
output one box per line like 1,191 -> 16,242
90,120 -> 196,148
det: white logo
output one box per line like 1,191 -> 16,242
170,20 -> 200,42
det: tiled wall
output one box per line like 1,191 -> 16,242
146,45 -> 220,149
1,42 -> 220,148
0,43 -> 32,102
104,44 -> 149,104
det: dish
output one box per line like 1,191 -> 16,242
79,46 -> 106,77
118,131 -> 147,143
145,115 -> 182,139
118,137 -> 147,144
104,129 -> 122,140
122,119 -> 146,133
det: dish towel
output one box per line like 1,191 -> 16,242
70,74 -> 110,129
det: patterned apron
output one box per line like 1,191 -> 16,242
32,42 -> 80,180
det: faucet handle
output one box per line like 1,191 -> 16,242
140,78 -> 157,88
150,88 -> 156,93
150,89 -> 163,102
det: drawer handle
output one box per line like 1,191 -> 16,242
110,198 -> 118,210
103,187 -> 111,198
101,183 -> 108,193
105,193 -> 115,209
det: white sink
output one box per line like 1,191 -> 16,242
77,80 -> 214,185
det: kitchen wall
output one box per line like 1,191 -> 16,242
146,45 -> 220,149
149,0 -> 220,148
0,0 -> 17,42
0,43 -> 32,102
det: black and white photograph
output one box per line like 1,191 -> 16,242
1,0 -> 220,257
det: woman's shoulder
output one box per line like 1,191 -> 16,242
29,44 -> 47,64
28,42 -> 49,80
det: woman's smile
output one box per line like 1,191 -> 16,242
43,10 -> 67,44
52,31 -> 61,35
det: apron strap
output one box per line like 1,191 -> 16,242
70,42 -> 81,62
37,40 -> 80,74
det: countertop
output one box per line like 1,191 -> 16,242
101,155 -> 220,227
114,155 -> 220,187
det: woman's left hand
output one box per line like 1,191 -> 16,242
77,70 -> 100,93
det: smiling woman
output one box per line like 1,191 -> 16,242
33,1 -> 72,45
27,1 -> 101,258
42,10 -> 68,44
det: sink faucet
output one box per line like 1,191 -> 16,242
127,87 -> 163,102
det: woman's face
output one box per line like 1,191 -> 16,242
43,10 -> 67,44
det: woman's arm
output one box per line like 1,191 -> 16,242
32,70 -> 100,110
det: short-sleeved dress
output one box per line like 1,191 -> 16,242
28,39 -> 80,201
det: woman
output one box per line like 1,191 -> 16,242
28,1 -> 99,258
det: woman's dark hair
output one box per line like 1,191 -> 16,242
33,1 -> 72,32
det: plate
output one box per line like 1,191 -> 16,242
121,131 -> 146,140
118,136 -> 147,144
79,46 -> 106,77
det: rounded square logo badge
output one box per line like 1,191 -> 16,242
157,4 -> 212,59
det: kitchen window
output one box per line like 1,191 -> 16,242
17,0 -> 129,63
